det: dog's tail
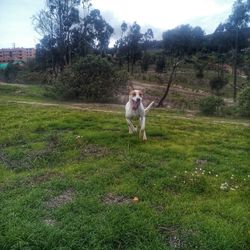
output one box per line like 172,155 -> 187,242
145,101 -> 154,115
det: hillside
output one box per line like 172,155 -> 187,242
0,83 -> 249,249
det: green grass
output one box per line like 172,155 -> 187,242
0,84 -> 249,249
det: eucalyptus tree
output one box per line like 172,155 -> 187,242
226,0 -> 250,101
33,0 -> 81,69
115,22 -> 144,73
33,0 -> 114,71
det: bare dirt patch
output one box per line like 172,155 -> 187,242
102,193 -> 132,205
159,225 -> 196,249
159,225 -> 183,249
43,218 -> 56,226
31,171 -> 63,184
45,189 -> 75,208
196,159 -> 208,165
80,144 -> 109,158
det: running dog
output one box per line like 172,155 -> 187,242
125,89 -> 154,140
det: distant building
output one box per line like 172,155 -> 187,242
0,47 -> 35,63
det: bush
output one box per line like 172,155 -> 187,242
238,86 -> 250,117
155,55 -> 165,73
141,52 -> 151,72
4,63 -> 20,82
199,96 -> 225,115
54,55 -> 128,101
209,76 -> 228,95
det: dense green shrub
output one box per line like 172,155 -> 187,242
199,96 -> 225,115
54,55 -> 128,100
238,86 -> 250,117
4,63 -> 20,82
141,52 -> 151,72
209,76 -> 228,95
155,55 -> 165,73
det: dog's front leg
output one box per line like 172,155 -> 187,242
126,118 -> 137,133
139,116 -> 147,140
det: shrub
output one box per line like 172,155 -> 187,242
4,63 -> 20,82
238,86 -> 250,117
141,52 -> 151,72
221,105 -> 239,117
199,96 -> 225,115
155,55 -> 165,73
209,76 -> 228,95
54,55 -> 128,101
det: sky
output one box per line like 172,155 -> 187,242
0,0 -> 234,48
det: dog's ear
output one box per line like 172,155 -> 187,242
127,84 -> 134,93
140,89 -> 145,96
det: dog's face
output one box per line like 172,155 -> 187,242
129,90 -> 143,110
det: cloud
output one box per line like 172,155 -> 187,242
92,0 -> 232,41
0,0 -> 233,48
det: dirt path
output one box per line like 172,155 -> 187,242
131,80 -> 208,97
5,100 -> 250,127
7,100 -> 124,114
0,82 -> 29,88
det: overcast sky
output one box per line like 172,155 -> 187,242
0,0 -> 234,48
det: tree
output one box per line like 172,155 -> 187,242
226,0 -> 250,101
155,54 -> 165,73
33,0 -> 81,69
142,28 -> 154,51
82,9 -> 114,54
156,60 -> 182,107
115,22 -> 143,73
162,24 -> 205,56
141,52 -> 151,72
157,25 -> 205,107
33,0 -> 114,72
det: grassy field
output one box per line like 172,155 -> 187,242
0,83 -> 249,249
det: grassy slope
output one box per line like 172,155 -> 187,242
0,84 -> 249,249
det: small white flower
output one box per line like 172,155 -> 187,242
220,182 -> 229,191
184,171 -> 187,173
208,171 -> 211,174
244,178 -> 246,181
174,176 -> 177,178
230,188 -> 235,191
215,175 -> 218,177
230,176 -> 234,179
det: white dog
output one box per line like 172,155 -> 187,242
125,89 -> 154,140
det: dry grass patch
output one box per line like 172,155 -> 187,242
102,193 -> 133,205
80,144 -> 109,158
45,189 -> 75,209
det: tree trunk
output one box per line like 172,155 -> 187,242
233,27 -> 239,102
127,52 -> 130,72
156,61 -> 181,107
